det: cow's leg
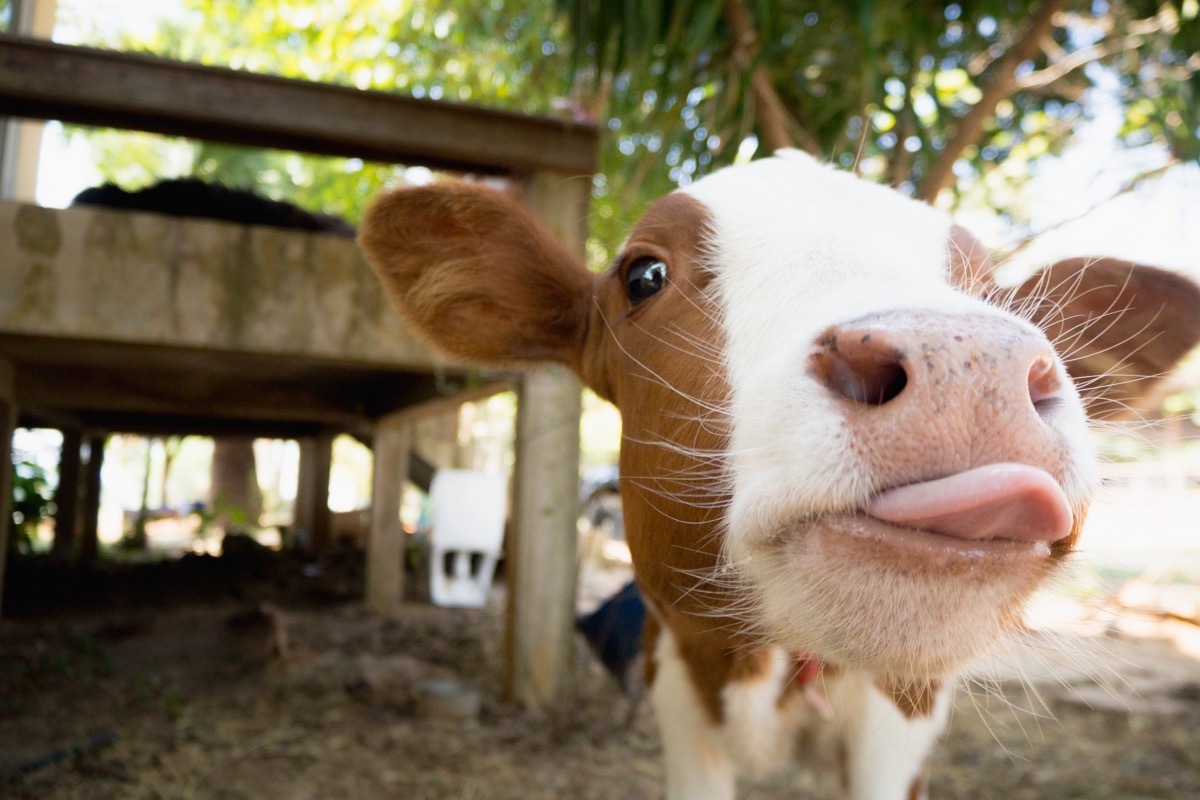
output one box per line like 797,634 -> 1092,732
835,673 -> 951,800
651,624 -> 737,800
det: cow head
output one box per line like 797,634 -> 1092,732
360,151 -> 1200,682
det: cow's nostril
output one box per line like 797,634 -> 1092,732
1028,356 -> 1063,418
816,340 -> 908,406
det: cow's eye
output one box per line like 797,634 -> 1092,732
626,257 -> 668,306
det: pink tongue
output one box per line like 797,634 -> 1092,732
867,463 -> 1073,543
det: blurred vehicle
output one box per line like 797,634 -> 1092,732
579,464 -> 623,541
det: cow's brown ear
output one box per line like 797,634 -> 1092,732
1011,257 -> 1200,420
359,181 -> 594,372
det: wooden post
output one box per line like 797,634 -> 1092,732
507,365 -> 583,713
366,413 -> 412,612
78,432 -> 106,565
50,427 -> 82,563
413,407 -> 458,471
295,432 -> 333,552
0,357 -> 15,617
0,0 -> 57,202
501,170 -> 590,713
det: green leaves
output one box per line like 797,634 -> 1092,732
560,0 -> 1197,246
59,0 -> 1198,264
63,0 -> 574,223
9,461 -> 54,555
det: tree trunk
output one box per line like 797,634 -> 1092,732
125,437 -> 153,550
210,437 -> 261,533
159,436 -> 181,510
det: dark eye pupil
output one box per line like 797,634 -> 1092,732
627,257 -> 667,305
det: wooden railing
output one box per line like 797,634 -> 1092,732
0,34 -> 597,175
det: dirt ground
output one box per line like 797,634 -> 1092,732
2,552 -> 1199,800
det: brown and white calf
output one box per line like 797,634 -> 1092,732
359,151 -> 1200,799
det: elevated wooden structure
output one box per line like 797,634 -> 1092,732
0,34 -> 597,715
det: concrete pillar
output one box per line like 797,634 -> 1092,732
506,364 -> 582,713
0,357 -> 15,617
49,427 -> 81,562
365,413 -> 412,612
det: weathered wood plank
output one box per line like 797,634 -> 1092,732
366,414 -> 412,612
295,433 -> 334,553
4,336 -> 456,435
0,35 -> 598,176
507,364 -> 582,714
500,172 -> 590,713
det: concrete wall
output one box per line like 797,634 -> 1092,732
0,201 -> 438,368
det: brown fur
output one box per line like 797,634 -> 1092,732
587,194 -> 751,724
876,676 -> 942,719
358,181 -> 594,370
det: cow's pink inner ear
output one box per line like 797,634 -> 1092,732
947,225 -> 995,297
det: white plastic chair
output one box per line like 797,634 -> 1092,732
427,469 -> 509,608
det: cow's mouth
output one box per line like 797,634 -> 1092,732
812,513 -> 1054,569
801,463 -> 1073,567
737,464 -> 1074,673
867,463 -> 1073,544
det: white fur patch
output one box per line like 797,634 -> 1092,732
683,151 -> 1030,554
720,647 -> 813,777
826,672 -> 951,800
651,625 -> 737,800
679,151 -> 1097,670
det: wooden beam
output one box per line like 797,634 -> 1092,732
0,36 -> 598,176
353,379 -> 517,429
365,414 -> 412,612
0,331 -> 490,438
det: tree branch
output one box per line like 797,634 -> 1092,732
997,160 -> 1177,262
721,0 -> 820,155
916,0 -> 1068,203
1016,16 -> 1167,93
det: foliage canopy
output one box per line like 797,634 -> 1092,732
58,0 -> 1199,262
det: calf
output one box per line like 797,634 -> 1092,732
359,151 -> 1200,799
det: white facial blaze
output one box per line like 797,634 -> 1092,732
678,151 -> 1096,673
681,150 -> 1089,558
